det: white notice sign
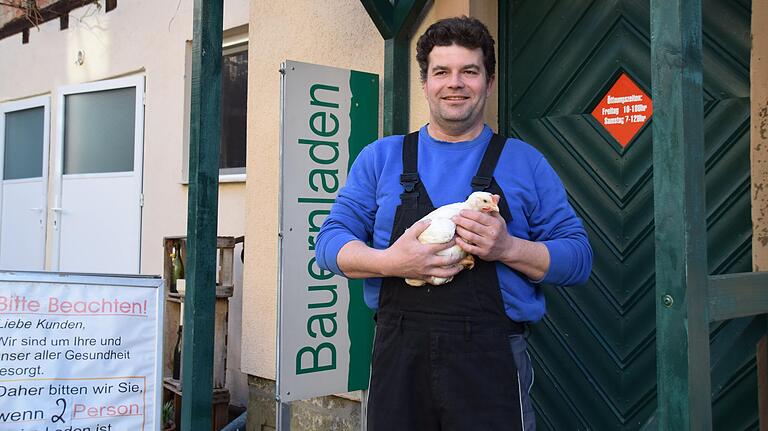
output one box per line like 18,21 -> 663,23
0,272 -> 163,431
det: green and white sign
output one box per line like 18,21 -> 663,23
278,60 -> 377,402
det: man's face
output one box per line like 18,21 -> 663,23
423,44 -> 494,137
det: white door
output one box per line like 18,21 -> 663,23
53,77 -> 145,274
0,97 -> 50,270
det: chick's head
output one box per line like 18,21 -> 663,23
466,191 -> 500,213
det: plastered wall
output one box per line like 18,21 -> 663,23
0,0 -> 250,406
753,1 -> 768,270
242,1 -> 384,379
0,0 -> 248,277
241,0 -> 501,381
242,0 -> 497,379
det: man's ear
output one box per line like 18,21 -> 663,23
486,74 -> 496,96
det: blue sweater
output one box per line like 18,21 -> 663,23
315,125 -> 592,322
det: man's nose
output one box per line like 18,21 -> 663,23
447,72 -> 464,88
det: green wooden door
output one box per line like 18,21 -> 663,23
500,1 -> 763,429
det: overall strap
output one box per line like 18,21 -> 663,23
471,134 -> 513,223
400,131 -> 420,193
471,133 -> 507,192
399,131 -> 433,209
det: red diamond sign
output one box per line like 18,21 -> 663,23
591,73 -> 653,147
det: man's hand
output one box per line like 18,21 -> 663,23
452,210 -> 513,262
453,209 -> 551,281
336,219 -> 464,282
381,220 -> 465,283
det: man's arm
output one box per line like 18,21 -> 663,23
337,220 -> 466,282
453,156 -> 592,286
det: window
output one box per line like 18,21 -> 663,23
4,106 -> 44,180
219,43 -> 247,175
63,87 -> 136,174
183,28 -> 248,182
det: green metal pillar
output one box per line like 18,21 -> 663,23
360,0 -> 428,135
650,0 -> 711,429
182,0 -> 222,430
384,34 -> 410,135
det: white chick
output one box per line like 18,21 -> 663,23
405,191 -> 501,287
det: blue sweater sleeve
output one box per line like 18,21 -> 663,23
529,157 -> 593,286
315,145 -> 379,276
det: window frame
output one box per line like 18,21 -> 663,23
0,95 -> 50,183
52,75 -> 145,271
182,29 -> 249,184
0,95 -> 52,270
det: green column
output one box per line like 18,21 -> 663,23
383,34 -> 410,135
182,0 -> 222,429
650,0 -> 711,429
360,0 -> 428,135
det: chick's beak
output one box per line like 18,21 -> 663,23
484,194 -> 501,212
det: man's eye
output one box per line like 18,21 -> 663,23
464,70 -> 478,75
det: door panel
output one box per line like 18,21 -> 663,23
0,180 -> 46,270
501,0 -> 758,429
55,77 -> 144,274
58,174 -> 140,273
0,99 -> 49,270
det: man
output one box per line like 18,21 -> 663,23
316,16 -> 591,431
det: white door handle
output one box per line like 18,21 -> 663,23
51,207 -> 63,212
28,207 -> 43,212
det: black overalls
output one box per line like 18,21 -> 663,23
367,132 -> 525,431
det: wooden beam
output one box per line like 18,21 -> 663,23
0,0 -> 95,41
181,0 -> 223,430
708,272 -> 768,321
650,0 -> 711,429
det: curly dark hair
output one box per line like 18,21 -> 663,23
416,16 -> 496,83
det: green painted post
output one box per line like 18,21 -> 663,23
182,0 -> 222,430
384,34 -> 410,135
650,0 -> 711,429
360,0 -> 428,135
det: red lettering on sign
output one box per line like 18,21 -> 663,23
591,73 -> 653,147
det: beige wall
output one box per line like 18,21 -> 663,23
753,1 -> 768,270
241,0 -> 501,381
242,1 -> 385,379
0,0 -> 250,405
0,0 -> 248,275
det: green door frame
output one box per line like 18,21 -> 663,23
650,0 -> 768,429
182,0 -> 223,429
360,0 -> 429,135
